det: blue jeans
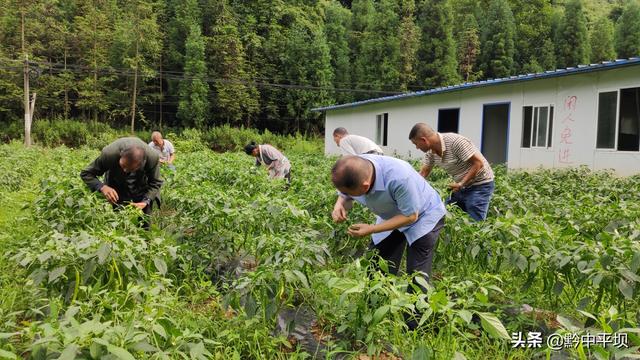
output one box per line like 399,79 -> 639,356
447,181 -> 495,221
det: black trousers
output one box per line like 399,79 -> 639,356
370,217 -> 445,291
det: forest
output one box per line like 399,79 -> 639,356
0,0 -> 639,134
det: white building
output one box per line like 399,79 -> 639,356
313,58 -> 640,175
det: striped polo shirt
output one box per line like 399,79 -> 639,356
423,133 -> 494,186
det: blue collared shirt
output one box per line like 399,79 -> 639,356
339,155 -> 446,245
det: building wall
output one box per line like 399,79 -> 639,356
323,66 -> 640,175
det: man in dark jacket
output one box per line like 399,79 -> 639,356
80,137 -> 163,227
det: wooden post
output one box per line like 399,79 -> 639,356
130,39 -> 139,134
22,8 -> 32,147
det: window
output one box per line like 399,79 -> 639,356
438,108 -> 460,133
376,113 -> 388,146
618,87 -> 640,151
596,87 -> 640,151
521,105 -> 554,148
596,91 -> 617,149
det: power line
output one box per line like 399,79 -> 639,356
0,58 -> 412,95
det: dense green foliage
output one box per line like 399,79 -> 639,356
0,137 -> 639,358
1,0 -> 638,133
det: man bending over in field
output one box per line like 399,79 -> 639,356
80,137 -> 163,229
409,123 -> 495,221
331,155 -> 445,329
332,127 -> 383,156
149,131 -> 176,170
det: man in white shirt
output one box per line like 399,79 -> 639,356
333,127 -> 383,156
148,131 -> 176,170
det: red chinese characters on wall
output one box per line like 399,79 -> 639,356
558,96 -> 577,164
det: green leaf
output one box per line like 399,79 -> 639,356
130,341 -> 159,353
414,275 -> 433,293
153,257 -> 167,275
553,280 -> 564,295
457,310 -> 473,324
411,344 -> 433,360
631,251 -> 640,272
292,270 -> 309,289
37,250 -> 54,263
454,352 -> 467,360
471,245 -> 480,258
107,344 -> 136,360
0,333 -> 18,340
0,349 -> 17,360
477,312 -> 510,340
618,279 -> 634,300
96,243 -> 111,264
515,254 -> 527,272
620,269 -> 640,283
372,305 -> 390,324
58,344 -> 79,360
152,323 -> 167,339
556,314 -> 581,332
48,266 -> 66,283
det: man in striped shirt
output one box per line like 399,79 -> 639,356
409,123 -> 495,221
333,127 -> 383,156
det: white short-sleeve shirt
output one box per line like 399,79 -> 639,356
148,140 -> 175,162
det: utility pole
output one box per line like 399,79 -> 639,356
22,7 -> 34,147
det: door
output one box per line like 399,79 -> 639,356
481,103 -> 510,164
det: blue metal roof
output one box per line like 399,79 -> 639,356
311,57 -> 640,112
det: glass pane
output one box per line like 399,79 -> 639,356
383,113 -> 388,146
617,88 -> 640,151
548,106 -> 554,147
597,92 -> 617,148
532,108 -> 538,147
537,106 -> 548,147
376,115 -> 382,144
522,107 -> 532,148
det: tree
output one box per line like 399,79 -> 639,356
324,0 -> 353,102
350,0 -> 375,94
203,0 -> 258,127
480,0 -> 516,78
74,0 -> 115,122
457,14 -> 482,82
113,0 -> 162,132
398,0 -> 419,91
555,0 -> 590,68
416,0 -> 460,88
591,15 -> 616,62
509,0 -> 553,73
614,0 -> 640,58
177,25 -> 209,128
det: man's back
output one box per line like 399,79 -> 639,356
339,134 -> 383,155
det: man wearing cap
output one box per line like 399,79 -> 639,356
409,123 -> 494,221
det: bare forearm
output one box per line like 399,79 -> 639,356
459,159 -> 483,186
372,212 -> 418,233
420,164 -> 432,178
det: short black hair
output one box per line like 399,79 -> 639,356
333,127 -> 348,136
331,156 -> 370,190
244,141 -> 257,155
120,145 -> 145,166
408,123 -> 434,140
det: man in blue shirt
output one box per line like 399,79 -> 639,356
331,155 -> 446,288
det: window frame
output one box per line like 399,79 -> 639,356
595,89 -> 620,151
595,85 -> 640,153
521,104 -> 555,149
375,112 -> 388,146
